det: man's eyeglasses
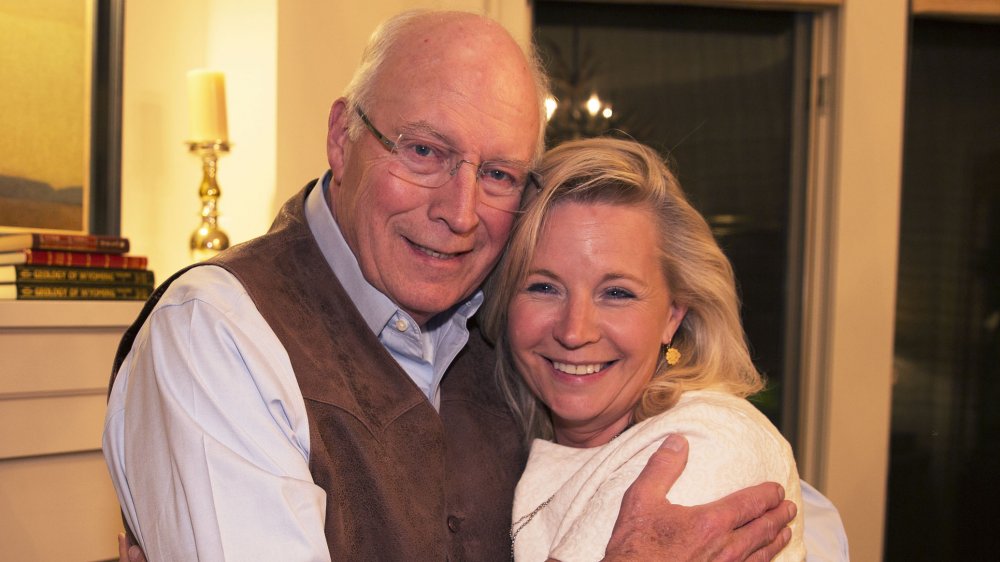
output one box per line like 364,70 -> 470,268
356,108 -> 538,211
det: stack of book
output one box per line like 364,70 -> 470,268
0,232 -> 154,301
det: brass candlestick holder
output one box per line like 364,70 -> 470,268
188,140 -> 231,262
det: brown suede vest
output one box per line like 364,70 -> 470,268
111,182 -> 526,561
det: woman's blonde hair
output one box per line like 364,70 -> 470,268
481,137 -> 763,443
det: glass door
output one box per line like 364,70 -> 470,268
886,16 -> 1000,560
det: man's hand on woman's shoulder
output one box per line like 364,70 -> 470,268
603,434 -> 795,562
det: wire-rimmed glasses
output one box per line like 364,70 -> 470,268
356,108 -> 538,212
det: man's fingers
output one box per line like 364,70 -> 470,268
745,527 -> 793,562
711,481 -> 786,528
118,532 -> 129,562
118,530 -> 145,562
716,498 -> 795,561
622,434 -> 689,508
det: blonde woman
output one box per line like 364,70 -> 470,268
483,137 -> 806,561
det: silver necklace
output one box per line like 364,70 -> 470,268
510,491 -> 556,560
509,422 -> 634,560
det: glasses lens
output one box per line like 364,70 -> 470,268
391,135 -> 451,185
386,133 -> 532,213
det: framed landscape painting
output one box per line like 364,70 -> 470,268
0,0 -> 123,236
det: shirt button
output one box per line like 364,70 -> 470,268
394,318 -> 408,332
447,515 -> 462,533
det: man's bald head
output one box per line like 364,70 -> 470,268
341,10 -> 550,162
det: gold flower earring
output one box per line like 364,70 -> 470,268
664,341 -> 681,366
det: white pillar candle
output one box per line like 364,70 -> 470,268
187,69 -> 229,142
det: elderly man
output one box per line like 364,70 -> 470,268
105,10 -> 801,561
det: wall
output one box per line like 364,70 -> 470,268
122,0 -> 530,280
821,1 -> 907,559
121,0 -> 277,279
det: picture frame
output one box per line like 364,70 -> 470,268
0,0 -> 124,236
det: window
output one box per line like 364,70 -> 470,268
535,1 -> 813,438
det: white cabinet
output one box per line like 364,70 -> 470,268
0,301 -> 142,561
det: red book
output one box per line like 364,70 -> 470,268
0,232 -> 130,254
0,249 -> 148,270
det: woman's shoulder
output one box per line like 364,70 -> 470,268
673,387 -> 759,409
637,389 -> 800,505
638,389 -> 794,470
659,389 -> 775,430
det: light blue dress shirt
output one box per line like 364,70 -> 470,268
103,175 -> 481,561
